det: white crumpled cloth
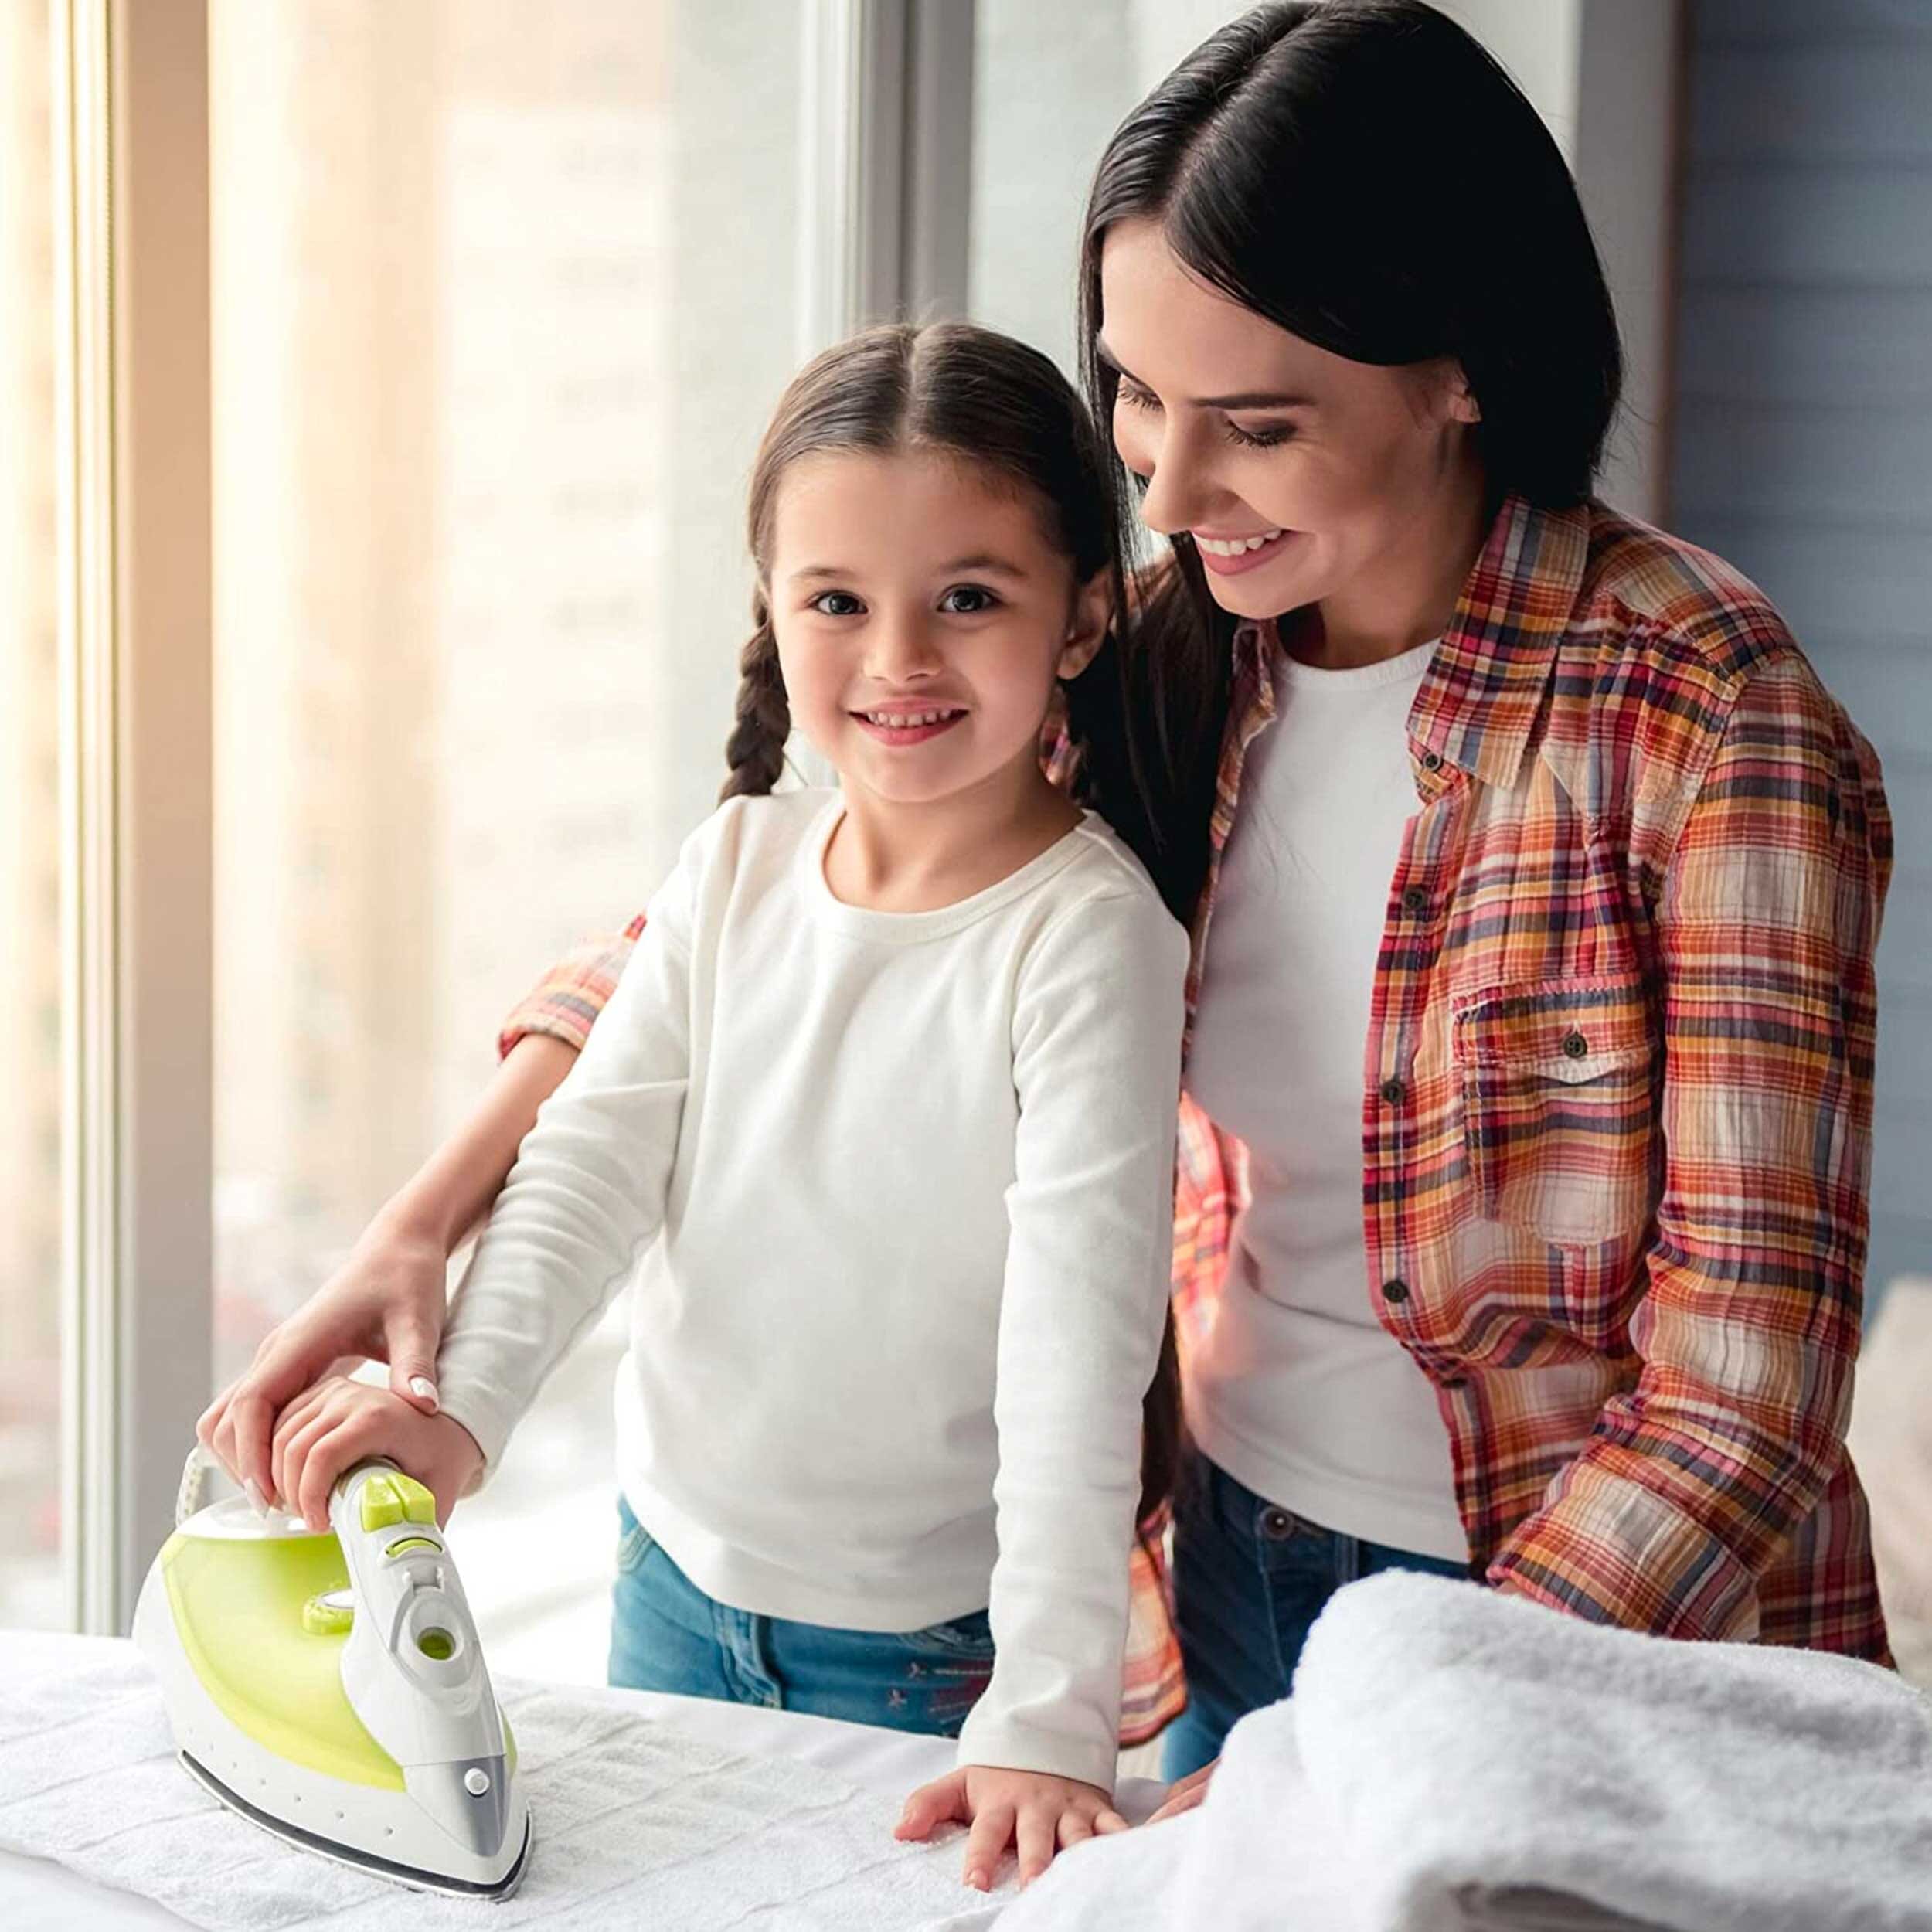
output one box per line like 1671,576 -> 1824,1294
0,1631 -> 1009,1931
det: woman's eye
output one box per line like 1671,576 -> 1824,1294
809,590 -> 865,617
1225,420 -> 1295,451
1114,383 -> 1161,414
939,585 -> 1000,615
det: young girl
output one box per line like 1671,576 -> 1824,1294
259,321 -> 1191,1891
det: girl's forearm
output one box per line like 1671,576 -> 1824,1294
375,1033 -> 581,1255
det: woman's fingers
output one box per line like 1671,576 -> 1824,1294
1145,1758 -> 1217,1825
1093,1807 -> 1128,1834
962,1801 -> 1015,1892
895,1769 -> 969,1842
383,1308 -> 444,1414
194,1385 -> 230,1458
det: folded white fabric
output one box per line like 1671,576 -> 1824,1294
1292,1570 -> 1932,1932
994,1703 -> 1362,1930
0,1632 -> 991,1930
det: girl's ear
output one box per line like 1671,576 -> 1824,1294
1447,365 -> 1482,425
1056,568 -> 1114,682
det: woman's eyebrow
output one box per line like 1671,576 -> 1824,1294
1096,337 -> 1314,411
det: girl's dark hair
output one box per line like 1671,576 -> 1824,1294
720,319 -> 1182,1526
1079,0 -> 1625,920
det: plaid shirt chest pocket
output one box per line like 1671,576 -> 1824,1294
1453,976 -> 1662,1248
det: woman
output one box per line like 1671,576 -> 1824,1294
202,0 -> 1892,1812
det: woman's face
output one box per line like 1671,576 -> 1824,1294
1098,219 -> 1481,624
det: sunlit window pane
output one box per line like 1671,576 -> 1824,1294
968,1 -> 1250,376
0,0 -> 66,1630
209,0 -> 804,1678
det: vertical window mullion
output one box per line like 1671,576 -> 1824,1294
50,0 -> 213,1636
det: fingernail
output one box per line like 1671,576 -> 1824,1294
243,1478 -> 267,1515
410,1376 -> 438,1409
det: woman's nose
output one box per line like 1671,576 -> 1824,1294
1134,426 -> 1210,540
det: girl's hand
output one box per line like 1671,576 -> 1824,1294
1144,1757 -> 1216,1825
197,1209 -> 451,1511
268,1374 -> 485,1532
896,1764 -> 1128,1891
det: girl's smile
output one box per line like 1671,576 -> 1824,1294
850,705 -> 969,747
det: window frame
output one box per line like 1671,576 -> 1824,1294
49,0 -> 976,1634
51,0 -> 213,1634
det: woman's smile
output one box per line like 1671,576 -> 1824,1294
1192,527 -> 1297,576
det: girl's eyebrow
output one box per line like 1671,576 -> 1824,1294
1096,337 -> 1315,412
790,555 -> 1030,582
939,553 -> 1029,578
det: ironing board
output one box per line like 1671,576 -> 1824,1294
2,1633 -> 1160,1929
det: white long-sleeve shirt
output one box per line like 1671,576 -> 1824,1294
435,787 -> 1189,1787
1185,639 -> 1468,1562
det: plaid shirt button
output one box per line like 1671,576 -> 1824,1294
1400,886 -> 1429,915
1379,1077 -> 1406,1104
1383,1279 -> 1411,1305
1562,1029 -> 1588,1059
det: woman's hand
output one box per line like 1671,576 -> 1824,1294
1144,1757 -> 1216,1825
896,1764 -> 1128,1891
196,1209 -> 451,1510
268,1373 -> 485,1531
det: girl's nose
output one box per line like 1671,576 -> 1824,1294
863,616 -> 944,684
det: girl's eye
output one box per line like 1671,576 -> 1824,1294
809,590 -> 865,617
1225,420 -> 1296,451
939,584 -> 1000,615
1114,383 -> 1161,414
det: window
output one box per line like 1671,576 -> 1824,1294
209,0 -> 807,1678
0,0 -> 66,1629
0,0 -> 64,1628
968,2 -> 1253,376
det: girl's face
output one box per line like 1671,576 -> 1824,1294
1098,219 -> 1482,624
768,449 -> 1108,811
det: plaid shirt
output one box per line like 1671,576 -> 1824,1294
499,494 -> 1893,1740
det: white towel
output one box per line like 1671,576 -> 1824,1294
1292,1570 -> 1932,1932
0,1631 -> 1003,1930
995,1571 -> 1932,1932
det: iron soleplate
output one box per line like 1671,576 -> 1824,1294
179,1749 -> 533,1902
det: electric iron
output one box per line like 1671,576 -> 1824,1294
134,1444 -> 532,1899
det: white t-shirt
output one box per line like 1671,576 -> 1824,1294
1184,639 -> 1468,1564
436,787 -> 1189,1788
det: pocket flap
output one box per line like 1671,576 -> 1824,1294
1453,977 -> 1657,1084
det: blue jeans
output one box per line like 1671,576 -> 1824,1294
1162,1450 -> 1471,1778
607,1496 -> 995,1738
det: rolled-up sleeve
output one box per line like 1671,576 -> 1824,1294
496,913 -> 647,1060
1486,655 -> 1891,1638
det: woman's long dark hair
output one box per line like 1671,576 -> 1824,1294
1079,0 -> 1625,924
719,319 -> 1180,1526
